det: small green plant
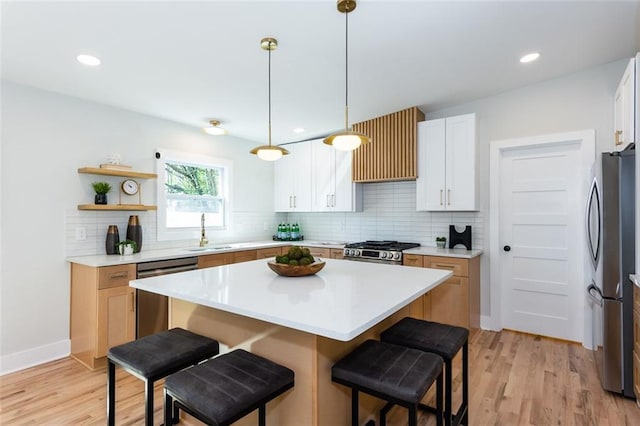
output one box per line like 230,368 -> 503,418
436,237 -> 446,242
117,239 -> 138,253
91,181 -> 112,195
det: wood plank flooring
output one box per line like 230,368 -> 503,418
1,329 -> 639,425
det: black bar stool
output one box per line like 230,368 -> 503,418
381,317 -> 469,426
332,339 -> 444,426
107,327 -> 220,426
164,349 -> 294,426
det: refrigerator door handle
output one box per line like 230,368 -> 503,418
585,177 -> 601,271
587,282 -> 603,307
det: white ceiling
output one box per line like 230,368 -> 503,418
2,1 -> 639,145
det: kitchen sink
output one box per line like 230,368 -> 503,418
184,246 -> 232,252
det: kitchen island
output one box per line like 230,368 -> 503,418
130,258 -> 452,425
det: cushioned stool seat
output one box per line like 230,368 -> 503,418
164,349 -> 294,426
107,328 -> 220,426
381,317 -> 469,426
332,339 -> 444,426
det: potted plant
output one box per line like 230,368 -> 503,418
117,239 -> 138,256
92,181 -> 112,205
436,236 -> 447,249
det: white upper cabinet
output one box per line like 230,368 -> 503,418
311,139 -> 362,212
273,142 -> 312,212
416,113 -> 478,211
614,58 -> 636,151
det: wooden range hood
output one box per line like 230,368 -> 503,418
351,106 -> 425,182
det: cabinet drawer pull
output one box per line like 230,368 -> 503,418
326,194 -> 330,207
432,263 -> 456,270
109,271 -> 129,279
440,189 -> 443,206
447,189 -> 451,206
131,292 -> 135,312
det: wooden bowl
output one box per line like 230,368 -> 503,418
267,260 -> 326,277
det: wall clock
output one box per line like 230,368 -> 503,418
121,179 -> 139,195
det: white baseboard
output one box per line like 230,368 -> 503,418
480,315 -> 499,331
0,339 -> 70,376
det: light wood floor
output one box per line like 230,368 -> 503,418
1,329 -> 639,425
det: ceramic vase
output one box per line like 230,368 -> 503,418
126,215 -> 142,253
105,225 -> 120,255
95,194 -> 107,205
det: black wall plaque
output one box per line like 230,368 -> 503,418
449,225 -> 472,250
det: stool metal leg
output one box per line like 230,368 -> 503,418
351,389 -> 359,426
164,390 -> 173,426
409,405 -> 418,426
145,379 -> 154,426
462,341 -> 469,425
445,360 -> 452,426
437,371 -> 444,426
258,404 -> 266,426
107,360 -> 116,426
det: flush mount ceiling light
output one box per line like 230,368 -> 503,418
323,0 -> 371,152
77,54 -> 101,66
203,120 -> 228,136
250,37 -> 290,161
520,52 -> 540,63
293,128 -> 305,134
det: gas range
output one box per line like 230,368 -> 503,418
343,241 -> 420,265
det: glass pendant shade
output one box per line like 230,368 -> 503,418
203,120 -> 227,135
250,145 -> 289,161
324,130 -> 370,151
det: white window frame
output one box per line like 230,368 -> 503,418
156,148 -> 232,242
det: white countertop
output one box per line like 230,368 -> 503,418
65,240 -> 345,267
66,240 -> 480,266
404,246 -> 483,258
130,258 -> 452,341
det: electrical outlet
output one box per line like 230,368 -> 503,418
75,227 -> 87,241
263,222 -> 269,231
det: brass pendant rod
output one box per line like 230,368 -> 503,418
268,41 -> 272,148
344,6 -> 349,131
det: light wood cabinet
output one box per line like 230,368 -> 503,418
311,139 -> 362,212
274,142 -> 313,212
330,249 -> 344,260
351,107 -> 425,182
198,249 -> 258,268
70,263 -> 136,370
403,254 -> 480,334
416,113 -> 478,211
256,247 -> 283,259
614,58 -> 636,150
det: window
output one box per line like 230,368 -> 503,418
156,149 -> 232,241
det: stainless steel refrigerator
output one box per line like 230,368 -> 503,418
587,148 -> 636,397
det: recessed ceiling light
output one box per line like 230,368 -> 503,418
293,128 -> 305,133
77,54 -> 101,66
520,52 -> 540,64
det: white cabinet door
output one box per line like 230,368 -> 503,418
311,140 -> 334,212
445,114 -> 477,210
614,58 -> 636,151
416,114 -> 477,211
417,119 -> 446,211
333,149 -> 360,212
273,143 -> 312,212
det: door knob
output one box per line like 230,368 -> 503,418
503,245 -> 511,252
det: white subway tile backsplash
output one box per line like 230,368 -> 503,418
287,181 -> 484,249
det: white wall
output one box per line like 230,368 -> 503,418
0,81 -> 277,373
426,58 -> 627,328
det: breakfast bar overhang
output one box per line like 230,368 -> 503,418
130,258 -> 452,425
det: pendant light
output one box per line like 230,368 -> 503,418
250,37 -> 289,161
323,0 -> 371,151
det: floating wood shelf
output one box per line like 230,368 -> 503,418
77,204 -> 157,211
78,167 -> 157,179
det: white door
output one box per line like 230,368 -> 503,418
500,142 -> 583,341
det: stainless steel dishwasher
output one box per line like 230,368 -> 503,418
136,257 -> 198,338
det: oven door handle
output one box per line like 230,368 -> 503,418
587,282 -> 603,307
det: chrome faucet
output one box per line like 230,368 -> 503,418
199,213 -> 208,247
